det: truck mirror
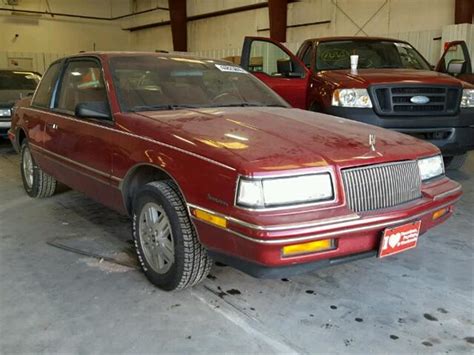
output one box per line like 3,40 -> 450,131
447,60 -> 465,75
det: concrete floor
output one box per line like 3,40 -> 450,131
0,138 -> 473,354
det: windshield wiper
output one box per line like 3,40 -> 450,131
129,104 -> 198,112
208,103 -> 287,108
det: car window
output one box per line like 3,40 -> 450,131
301,45 -> 312,69
315,40 -> 431,71
56,60 -> 108,115
0,71 -> 40,90
32,62 -> 62,108
246,40 -> 306,78
438,43 -> 469,74
110,55 -> 288,112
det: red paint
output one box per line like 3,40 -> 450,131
8,52 -> 463,272
241,36 -> 474,110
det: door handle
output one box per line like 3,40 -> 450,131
47,123 -> 58,130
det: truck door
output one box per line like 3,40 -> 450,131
436,41 -> 474,84
241,37 -> 310,109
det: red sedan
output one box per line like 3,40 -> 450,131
8,53 -> 462,290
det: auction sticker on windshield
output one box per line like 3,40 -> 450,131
378,221 -> 421,258
215,64 -> 247,73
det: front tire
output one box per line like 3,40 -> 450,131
20,140 -> 57,198
444,153 -> 468,170
132,181 -> 212,291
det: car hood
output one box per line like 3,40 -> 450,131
0,90 -> 34,107
131,107 -> 438,174
322,69 -> 467,88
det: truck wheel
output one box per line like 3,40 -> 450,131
132,181 -> 212,291
444,153 -> 468,170
20,140 -> 57,198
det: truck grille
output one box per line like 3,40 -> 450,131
371,85 -> 461,116
342,161 -> 422,213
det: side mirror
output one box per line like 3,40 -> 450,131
75,101 -> 110,119
277,59 -> 304,78
447,59 -> 465,75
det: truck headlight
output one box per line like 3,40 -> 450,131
418,155 -> 444,181
332,89 -> 372,108
461,89 -> 474,108
236,173 -> 334,208
0,108 -> 12,117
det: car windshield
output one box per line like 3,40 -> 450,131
109,55 -> 288,112
315,40 -> 431,71
0,70 -> 41,90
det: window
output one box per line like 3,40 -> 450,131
315,40 -> 430,71
439,44 -> 469,74
109,55 -> 287,112
301,45 -> 312,69
247,40 -> 305,78
0,71 -> 40,90
56,60 -> 108,115
32,62 -> 62,108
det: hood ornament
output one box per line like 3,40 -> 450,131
369,133 -> 376,151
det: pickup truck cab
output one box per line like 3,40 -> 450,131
241,37 -> 474,169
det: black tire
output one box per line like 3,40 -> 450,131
132,180 -> 212,291
444,153 -> 467,170
20,140 -> 57,198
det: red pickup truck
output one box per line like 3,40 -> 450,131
241,37 -> 474,169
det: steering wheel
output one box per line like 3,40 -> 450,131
211,92 -> 241,103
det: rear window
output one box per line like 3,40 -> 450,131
0,71 -> 40,90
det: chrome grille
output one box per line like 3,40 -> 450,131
342,161 -> 422,213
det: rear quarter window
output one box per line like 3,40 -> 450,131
32,62 -> 62,108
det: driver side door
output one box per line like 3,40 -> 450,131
436,41 -> 474,84
42,57 -> 122,208
241,37 -> 311,109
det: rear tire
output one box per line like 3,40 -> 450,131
444,153 -> 467,170
132,180 -> 212,291
20,140 -> 57,198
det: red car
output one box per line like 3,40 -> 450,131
240,37 -> 474,169
8,52 -> 462,290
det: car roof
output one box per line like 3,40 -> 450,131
307,36 -> 410,44
56,51 -> 233,65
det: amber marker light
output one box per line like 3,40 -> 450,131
432,207 -> 450,221
282,239 -> 335,257
192,208 -> 227,228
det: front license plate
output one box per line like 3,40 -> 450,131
378,221 -> 421,258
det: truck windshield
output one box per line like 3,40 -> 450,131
109,55 -> 288,112
315,40 -> 431,71
0,70 -> 40,90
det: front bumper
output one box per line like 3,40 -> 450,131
324,107 -> 474,156
190,177 -> 462,277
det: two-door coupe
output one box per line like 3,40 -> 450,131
8,52 -> 462,290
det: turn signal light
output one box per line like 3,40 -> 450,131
192,209 -> 227,228
282,239 -> 335,257
432,207 -> 449,221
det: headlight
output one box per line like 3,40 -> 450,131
332,88 -> 372,108
0,108 -> 11,117
236,173 -> 334,208
461,89 -> 474,108
418,155 -> 444,181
